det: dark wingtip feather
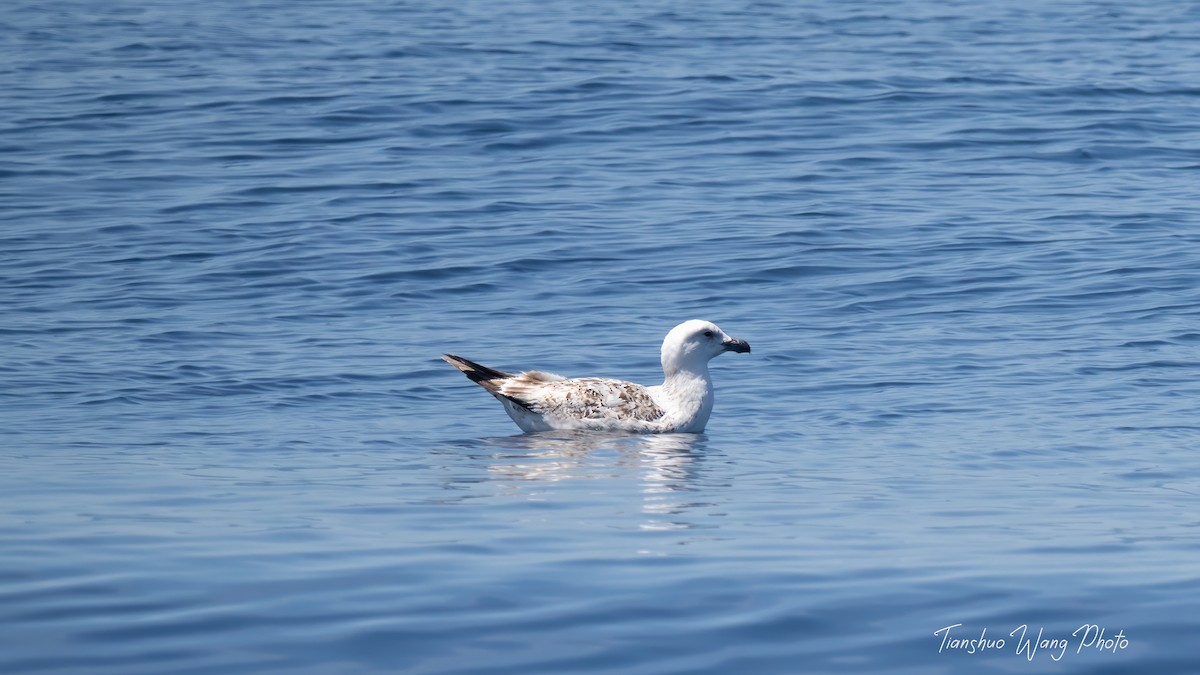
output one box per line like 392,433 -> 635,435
441,354 -> 538,410
442,354 -> 512,387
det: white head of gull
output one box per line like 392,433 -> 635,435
443,319 -> 750,433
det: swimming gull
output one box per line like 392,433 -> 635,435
442,319 -> 750,433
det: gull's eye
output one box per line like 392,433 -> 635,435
703,330 -> 714,338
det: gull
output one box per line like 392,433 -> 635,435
442,320 -> 750,433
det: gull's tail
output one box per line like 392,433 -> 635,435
442,354 -> 511,394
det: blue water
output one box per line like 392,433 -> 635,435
3,1 -> 1200,672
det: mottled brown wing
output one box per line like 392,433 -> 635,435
498,374 -> 665,422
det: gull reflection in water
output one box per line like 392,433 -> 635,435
477,431 -> 718,526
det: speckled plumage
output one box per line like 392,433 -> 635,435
443,320 -> 750,433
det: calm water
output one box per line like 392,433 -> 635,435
4,1 -> 1200,673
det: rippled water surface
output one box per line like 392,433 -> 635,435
4,1 -> 1200,673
